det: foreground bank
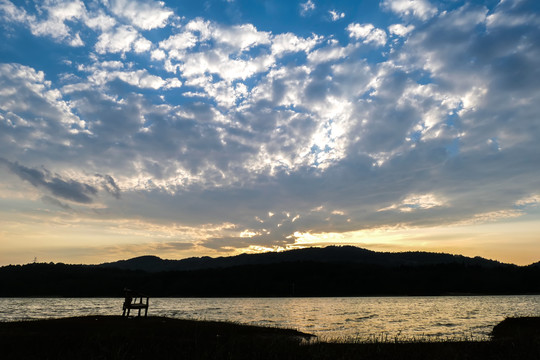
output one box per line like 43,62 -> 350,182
1,316 -> 539,359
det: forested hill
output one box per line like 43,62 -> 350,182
1,246 -> 539,297
98,246 -> 505,272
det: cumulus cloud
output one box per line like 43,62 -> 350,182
108,0 -> 173,30
300,0 -> 315,16
347,23 -> 387,46
95,25 -> 150,54
271,33 -> 321,55
0,0 -> 86,46
388,23 -> 415,36
329,10 -> 345,21
0,63 -> 83,132
381,0 -> 438,20
88,68 -> 181,90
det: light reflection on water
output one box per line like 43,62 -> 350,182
1,296 -> 538,340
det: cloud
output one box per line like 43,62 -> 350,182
97,174 -> 121,199
378,193 -> 446,212
0,63 -> 84,150
41,195 -> 73,211
329,10 -> 345,21
87,68 -> 182,90
271,33 -> 321,55
0,0 -> 86,46
0,0 -> 28,23
0,158 -> 97,204
347,23 -> 387,46
213,23 -> 271,51
388,24 -> 415,37
307,41 -> 358,64
157,20 -> 277,85
95,25 -> 151,54
108,0 -> 173,30
300,0 -> 315,16
381,0 -> 438,20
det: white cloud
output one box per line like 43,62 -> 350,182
0,63 -> 84,156
133,37 -> 153,53
85,11 -> 117,31
0,0 -> 29,23
151,49 -> 167,61
0,0 -> 87,46
109,0 -> 173,30
214,24 -> 271,51
180,50 -> 274,82
159,21 -> 276,84
185,18 -> 213,40
159,31 -> 199,54
87,68 -> 181,90
48,0 -> 86,21
329,10 -> 345,21
300,0 -> 316,16
307,41 -> 358,64
95,25 -> 150,54
158,21 -> 309,92
388,24 -> 415,36
381,0 -> 438,20
347,23 -> 387,46
271,33 -> 321,56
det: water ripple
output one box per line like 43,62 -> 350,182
0,295 -> 538,340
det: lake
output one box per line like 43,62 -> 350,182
1,296 -> 538,340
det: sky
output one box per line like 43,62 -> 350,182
0,0 -> 539,266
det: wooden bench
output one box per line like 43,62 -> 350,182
122,289 -> 149,317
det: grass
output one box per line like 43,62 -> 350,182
0,316 -> 539,359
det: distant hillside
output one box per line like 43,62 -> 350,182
98,246 -> 506,273
1,246 -> 538,297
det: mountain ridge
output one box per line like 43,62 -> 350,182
98,246 -> 509,273
1,246 -> 538,297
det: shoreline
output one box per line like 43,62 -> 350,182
1,315 -> 538,359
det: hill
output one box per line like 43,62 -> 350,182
98,246 -> 505,272
1,246 -> 538,297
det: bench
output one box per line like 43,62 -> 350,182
122,289 -> 149,317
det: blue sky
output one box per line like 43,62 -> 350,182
0,0 -> 539,265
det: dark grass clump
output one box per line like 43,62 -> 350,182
1,316 -> 539,359
492,317 -> 540,341
0,316 -> 312,360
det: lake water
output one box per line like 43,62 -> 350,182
1,296 -> 538,340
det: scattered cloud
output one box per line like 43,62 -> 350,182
300,0 -> 315,16
329,10 -> 345,21
347,23 -> 387,46
388,23 -> 415,37
0,0 -> 86,46
95,25 -> 151,54
108,0 -> 173,30
381,0 -> 438,20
